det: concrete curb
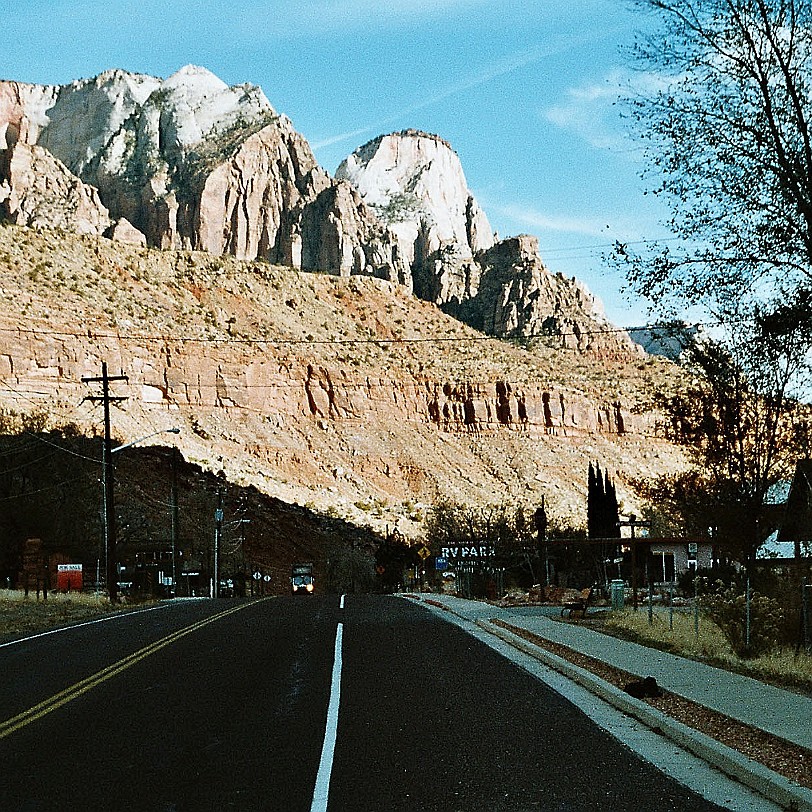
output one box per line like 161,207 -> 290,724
478,619 -> 812,812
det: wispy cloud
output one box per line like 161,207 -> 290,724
494,204 -> 613,240
543,68 -> 670,151
542,69 -> 630,151
312,28 -> 626,155
310,127 -> 375,151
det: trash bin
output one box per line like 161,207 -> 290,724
610,579 -> 625,610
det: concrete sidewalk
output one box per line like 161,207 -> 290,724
407,593 -> 812,812
422,593 -> 812,749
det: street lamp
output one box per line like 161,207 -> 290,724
103,427 -> 181,603
617,513 -> 651,610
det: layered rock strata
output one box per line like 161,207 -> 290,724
0,227 -> 685,535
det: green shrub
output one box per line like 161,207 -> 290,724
700,582 -> 785,658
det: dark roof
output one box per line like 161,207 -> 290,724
777,459 -> 812,542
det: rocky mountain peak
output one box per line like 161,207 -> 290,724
336,129 -> 494,303
0,66 -> 407,283
0,65 -> 638,360
153,64 -> 275,150
452,234 -> 639,358
337,132 -> 637,358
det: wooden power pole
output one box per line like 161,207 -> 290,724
82,362 -> 128,603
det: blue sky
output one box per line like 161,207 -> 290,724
1,0 -> 673,327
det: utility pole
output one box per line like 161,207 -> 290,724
238,515 -> 250,597
213,486 -> 224,598
171,446 -> 179,597
535,497 -> 549,587
82,363 -> 128,604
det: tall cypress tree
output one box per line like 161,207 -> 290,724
588,462 -> 620,538
604,469 -> 620,539
587,462 -> 602,538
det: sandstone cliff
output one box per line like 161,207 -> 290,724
336,130 -> 494,305
1,68 -> 638,361
337,130 -> 638,358
0,66 -> 408,283
0,225 -> 687,537
455,234 -> 639,358
0,142 -> 111,235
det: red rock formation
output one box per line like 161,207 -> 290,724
0,68 -> 640,364
0,69 -> 408,284
459,235 -> 641,359
0,142 -> 111,235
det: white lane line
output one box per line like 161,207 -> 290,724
339,594 -> 345,609
0,602 -> 172,650
311,622 -> 343,812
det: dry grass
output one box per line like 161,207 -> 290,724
604,608 -> 812,693
605,607 -> 734,657
0,589 -> 128,640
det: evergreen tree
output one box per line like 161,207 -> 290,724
587,462 -> 599,538
604,469 -> 621,539
587,462 -> 620,538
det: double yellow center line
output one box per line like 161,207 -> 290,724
0,601 -> 256,740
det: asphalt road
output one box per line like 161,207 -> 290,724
0,595 -> 727,811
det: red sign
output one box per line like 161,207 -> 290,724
57,564 -> 83,591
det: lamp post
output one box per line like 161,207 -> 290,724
104,427 -> 181,603
171,446 -> 179,597
617,514 -> 651,610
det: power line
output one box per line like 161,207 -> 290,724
0,437 -> 53,459
0,319 -> 717,345
0,469 -> 99,504
0,375 -> 105,456
0,451 -> 58,476
18,432 -> 102,463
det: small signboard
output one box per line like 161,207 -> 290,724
440,544 -> 495,560
57,563 -> 83,591
435,556 -> 448,571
